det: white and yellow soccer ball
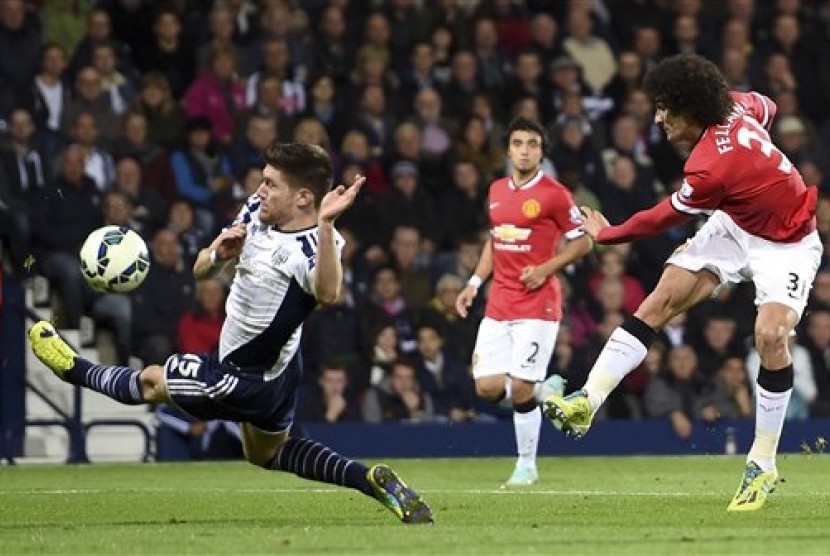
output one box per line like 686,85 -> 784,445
79,225 -> 151,293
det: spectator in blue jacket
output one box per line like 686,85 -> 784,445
412,323 -> 477,423
170,117 -> 234,236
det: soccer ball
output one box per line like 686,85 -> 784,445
79,225 -> 151,293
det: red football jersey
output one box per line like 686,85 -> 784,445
670,91 -> 816,242
486,170 -> 584,321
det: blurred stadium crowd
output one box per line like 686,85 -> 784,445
3,0 -> 830,444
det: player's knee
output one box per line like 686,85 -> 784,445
509,378 -> 534,403
139,365 -> 167,403
754,324 -> 789,355
636,290 -> 681,328
245,442 -> 284,469
637,290 -> 671,320
242,425 -> 288,469
475,378 -> 503,401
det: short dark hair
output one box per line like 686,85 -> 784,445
41,41 -> 67,59
392,357 -> 416,373
643,53 -> 732,128
321,358 -> 348,373
91,41 -> 116,56
370,263 -> 399,284
416,322 -> 441,337
262,142 -> 333,209
504,116 -> 549,153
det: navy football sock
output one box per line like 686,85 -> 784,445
67,357 -> 145,405
269,436 -> 374,496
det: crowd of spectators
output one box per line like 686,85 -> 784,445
3,0 -> 830,440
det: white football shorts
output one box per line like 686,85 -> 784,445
472,317 -> 559,382
668,210 -> 823,319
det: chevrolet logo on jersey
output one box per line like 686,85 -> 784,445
493,224 -> 531,243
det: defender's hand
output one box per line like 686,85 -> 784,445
320,174 -> 365,223
212,224 -> 246,260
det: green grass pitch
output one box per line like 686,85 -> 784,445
1,455 -> 829,555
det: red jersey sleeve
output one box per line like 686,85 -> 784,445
596,197 -> 692,244
731,91 -> 778,130
551,187 -> 585,240
670,165 -> 726,216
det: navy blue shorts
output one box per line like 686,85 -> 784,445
163,352 -> 302,433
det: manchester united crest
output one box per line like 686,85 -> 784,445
522,199 -> 541,218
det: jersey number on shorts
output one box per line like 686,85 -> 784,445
525,342 -> 539,365
788,272 -> 806,300
737,119 -> 793,175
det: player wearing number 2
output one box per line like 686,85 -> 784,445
543,54 -> 822,511
455,117 -> 592,487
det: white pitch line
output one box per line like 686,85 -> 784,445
2,488 -> 734,497
433,490 -> 715,496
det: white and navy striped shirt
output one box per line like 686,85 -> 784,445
220,195 -> 344,380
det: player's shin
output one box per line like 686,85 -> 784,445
582,317 -> 655,413
69,358 -> 145,405
267,436 -> 374,496
747,364 -> 794,472
513,399 -> 541,470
